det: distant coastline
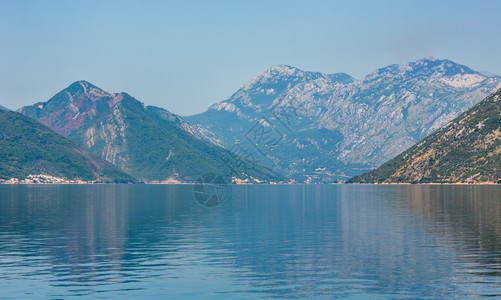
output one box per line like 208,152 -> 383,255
1,181 -> 499,185
347,182 -> 500,185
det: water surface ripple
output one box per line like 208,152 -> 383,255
0,184 -> 500,298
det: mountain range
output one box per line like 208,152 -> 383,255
4,57 -> 500,184
349,88 -> 501,184
0,110 -> 134,182
186,57 -> 501,182
19,81 -> 281,183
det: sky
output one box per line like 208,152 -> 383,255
1,0 -> 500,115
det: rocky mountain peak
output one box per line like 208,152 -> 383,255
63,80 -> 109,101
373,57 -> 479,79
243,65 -> 329,91
244,65 -> 299,90
65,80 -> 102,94
265,65 -> 302,76
422,55 -> 438,61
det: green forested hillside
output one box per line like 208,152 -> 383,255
0,111 -> 135,182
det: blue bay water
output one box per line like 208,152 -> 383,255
0,184 -> 500,298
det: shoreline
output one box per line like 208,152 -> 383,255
347,182 -> 501,185
1,182 -> 499,186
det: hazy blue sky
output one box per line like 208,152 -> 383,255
1,0 -> 500,115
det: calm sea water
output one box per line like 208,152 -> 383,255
0,184 -> 500,299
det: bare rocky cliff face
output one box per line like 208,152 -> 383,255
186,57 -> 501,182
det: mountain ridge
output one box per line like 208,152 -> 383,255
186,57 -> 501,182
19,81 -> 282,183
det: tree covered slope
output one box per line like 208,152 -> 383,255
0,110 -> 135,182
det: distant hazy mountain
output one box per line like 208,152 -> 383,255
349,88 -> 501,183
0,110 -> 134,182
186,57 -> 501,182
19,81 -> 281,182
0,105 -> 10,111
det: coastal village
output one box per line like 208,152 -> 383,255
0,174 -> 300,184
0,174 -> 97,184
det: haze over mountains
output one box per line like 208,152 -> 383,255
187,57 -> 501,182
19,81 -> 280,183
349,87 -> 501,184
3,57 -> 500,184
